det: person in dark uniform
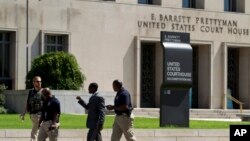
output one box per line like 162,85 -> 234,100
21,76 -> 43,141
76,82 -> 105,141
38,88 -> 60,141
106,79 -> 136,141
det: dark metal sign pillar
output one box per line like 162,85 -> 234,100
160,31 -> 192,127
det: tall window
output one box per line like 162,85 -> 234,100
0,32 -> 10,78
45,34 -> 68,53
224,0 -> 236,12
138,0 -> 153,4
183,0 -> 196,8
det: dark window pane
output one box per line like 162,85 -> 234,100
51,36 -> 56,44
0,32 -> 10,77
5,33 -> 10,41
47,45 -> 57,52
191,0 -> 196,8
183,0 -> 190,8
51,46 -> 56,52
138,0 -> 146,4
57,46 -> 63,51
0,33 -> 2,41
47,35 -> 56,44
224,0 -> 236,12
46,36 -> 49,43
0,44 -> 3,64
47,45 -> 53,53
0,50 -> 2,77
224,0 -> 229,11
232,0 -> 236,12
4,45 -> 10,77
46,36 -> 50,44
183,0 -> 196,8
138,0 -> 152,4
46,45 -> 50,52
57,36 -> 63,44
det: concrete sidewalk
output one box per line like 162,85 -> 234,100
0,129 -> 229,141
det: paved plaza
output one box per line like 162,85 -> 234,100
0,128 -> 230,141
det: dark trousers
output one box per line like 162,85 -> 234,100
87,128 -> 102,141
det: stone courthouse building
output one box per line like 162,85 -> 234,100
1,0 -> 250,109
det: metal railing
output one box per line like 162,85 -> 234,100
227,94 -> 244,113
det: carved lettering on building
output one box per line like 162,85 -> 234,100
138,13 -> 249,36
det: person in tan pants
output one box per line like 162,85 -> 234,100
106,80 -> 136,141
38,88 -> 60,141
21,76 -> 43,141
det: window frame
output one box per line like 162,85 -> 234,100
45,35 -> 64,53
40,31 -> 71,54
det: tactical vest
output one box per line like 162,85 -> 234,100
28,88 -> 43,113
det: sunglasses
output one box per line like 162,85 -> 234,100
33,81 -> 42,83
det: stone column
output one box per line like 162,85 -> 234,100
161,0 -> 182,8
204,0 -> 224,12
244,0 -> 250,14
116,0 -> 137,4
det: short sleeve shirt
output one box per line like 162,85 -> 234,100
42,96 -> 61,122
114,88 -> 132,115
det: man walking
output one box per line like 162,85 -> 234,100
21,76 -> 43,141
106,79 -> 136,141
76,82 -> 105,141
38,88 -> 61,141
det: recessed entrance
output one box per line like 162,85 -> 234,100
227,48 -> 239,109
140,43 -> 156,107
140,41 -> 211,109
227,47 -> 250,109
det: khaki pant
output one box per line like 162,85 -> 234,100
30,114 -> 40,141
38,120 -> 59,141
111,113 -> 136,141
